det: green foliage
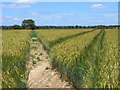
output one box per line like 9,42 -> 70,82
45,67 -> 50,70
46,85 -> 49,87
31,31 -> 38,37
12,24 -> 22,29
32,39 -> 39,42
31,54 -> 35,58
31,34 -> 38,38
22,19 -> 36,30
31,46 -> 37,50
37,57 -> 41,61
32,60 -> 36,64
34,53 -> 38,55
39,53 -> 43,56
61,79 -> 64,82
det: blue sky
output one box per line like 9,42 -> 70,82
2,2 -> 118,26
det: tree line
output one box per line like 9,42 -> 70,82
1,19 -> 119,30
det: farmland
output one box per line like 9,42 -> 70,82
2,29 -> 119,88
2,30 -> 31,88
36,29 -> 93,49
98,29 -> 119,88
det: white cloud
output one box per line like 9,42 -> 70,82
91,4 -> 108,8
13,18 -> 20,21
16,0 -> 37,4
2,0 -> 37,9
5,16 -> 20,21
2,3 -> 31,9
104,14 -> 114,17
2,16 -> 21,25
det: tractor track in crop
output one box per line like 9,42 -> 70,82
26,31 -> 72,88
49,29 -> 97,48
75,29 -> 105,87
49,29 -> 105,88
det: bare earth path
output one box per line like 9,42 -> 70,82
26,37 -> 72,88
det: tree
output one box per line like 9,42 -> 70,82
79,26 -> 82,28
75,25 -> 79,29
22,19 -> 36,30
12,25 -> 21,29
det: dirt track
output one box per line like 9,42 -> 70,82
26,37 -> 72,88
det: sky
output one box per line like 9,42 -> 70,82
2,1 -> 118,26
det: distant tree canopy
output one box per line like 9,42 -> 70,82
1,21 -> 119,30
75,25 -> 79,28
12,25 -> 22,29
22,19 -> 36,30
1,18 -> 119,30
